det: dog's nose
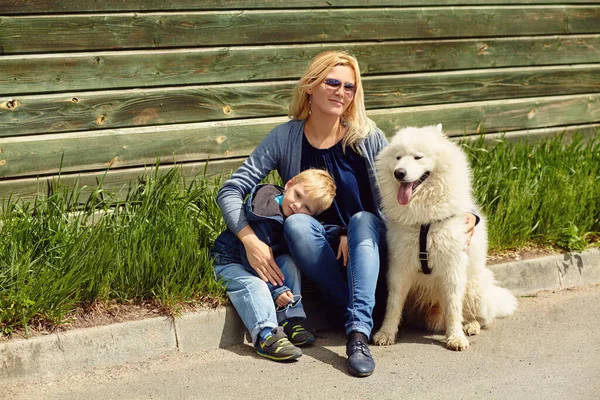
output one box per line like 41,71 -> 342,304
394,168 -> 406,181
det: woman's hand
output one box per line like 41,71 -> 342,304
465,213 -> 477,246
337,234 -> 349,267
238,226 -> 284,286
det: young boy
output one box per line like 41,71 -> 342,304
211,169 -> 336,361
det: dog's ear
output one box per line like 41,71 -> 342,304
435,123 -> 448,137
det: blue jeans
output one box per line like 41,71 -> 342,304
214,254 -> 306,345
284,211 -> 385,338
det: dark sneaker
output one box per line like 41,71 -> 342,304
346,339 -> 375,377
256,326 -> 302,361
282,318 -> 315,347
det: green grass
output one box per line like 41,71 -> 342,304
463,133 -> 600,251
0,133 -> 599,336
0,166 -> 226,337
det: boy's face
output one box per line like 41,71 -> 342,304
281,181 -> 322,218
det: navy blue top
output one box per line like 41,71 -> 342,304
301,133 -> 377,227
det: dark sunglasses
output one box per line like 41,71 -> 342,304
324,78 -> 356,95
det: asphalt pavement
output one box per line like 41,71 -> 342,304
2,283 -> 600,400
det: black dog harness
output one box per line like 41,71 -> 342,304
419,224 -> 432,274
419,215 -> 458,274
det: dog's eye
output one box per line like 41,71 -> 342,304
414,155 -> 423,160
396,156 -> 401,160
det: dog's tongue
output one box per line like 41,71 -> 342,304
397,183 -> 412,205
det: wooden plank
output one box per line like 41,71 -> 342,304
2,35 -> 600,95
464,123 -> 600,143
568,6 -> 600,33
2,93 -> 600,178
369,93 -> 600,136
2,1 -> 598,14
0,83 -> 293,136
365,65 -> 600,109
0,158 -> 243,205
1,7 -> 599,54
1,123 -> 598,203
0,116 -> 288,178
3,64 -> 600,136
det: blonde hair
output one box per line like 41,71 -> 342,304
288,50 -> 376,153
288,169 -> 336,215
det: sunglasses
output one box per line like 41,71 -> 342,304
324,78 -> 356,96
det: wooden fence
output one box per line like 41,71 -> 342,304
1,1 -> 599,200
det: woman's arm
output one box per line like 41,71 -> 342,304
216,126 -> 283,235
237,225 -> 284,286
216,125 -> 287,284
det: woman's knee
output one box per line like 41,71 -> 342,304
348,211 -> 383,235
284,213 -> 324,243
349,211 -> 376,225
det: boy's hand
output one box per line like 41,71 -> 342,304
275,291 -> 294,308
238,226 -> 284,286
464,213 -> 476,246
337,234 -> 349,267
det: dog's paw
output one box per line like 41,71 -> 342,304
463,320 -> 481,336
373,330 -> 396,346
446,335 -> 469,351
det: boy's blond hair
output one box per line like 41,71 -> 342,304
288,50 -> 376,154
288,169 -> 336,215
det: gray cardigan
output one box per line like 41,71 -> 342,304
217,119 -> 389,235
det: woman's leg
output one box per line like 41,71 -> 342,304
214,262 -> 278,345
345,211 -> 386,338
283,214 -> 349,310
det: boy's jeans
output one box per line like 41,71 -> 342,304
284,211 -> 385,339
214,254 -> 306,345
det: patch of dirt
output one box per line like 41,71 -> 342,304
1,297 -> 224,342
0,247 -> 576,342
486,245 -> 559,265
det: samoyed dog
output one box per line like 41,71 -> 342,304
373,124 -> 517,351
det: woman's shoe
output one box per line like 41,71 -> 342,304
346,339 -> 375,377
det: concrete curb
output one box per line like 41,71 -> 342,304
2,248 -> 599,381
489,248 -> 600,296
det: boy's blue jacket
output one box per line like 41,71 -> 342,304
211,184 -> 287,268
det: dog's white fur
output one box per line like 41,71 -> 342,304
373,124 -> 517,351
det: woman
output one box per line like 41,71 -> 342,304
216,51 -> 476,377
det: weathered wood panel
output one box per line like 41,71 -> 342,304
0,2 -> 599,201
0,117 -> 287,178
0,158 -> 245,204
1,123 -> 598,204
1,7 -> 599,54
2,35 -> 600,95
370,93 -> 600,136
472,123 -> 600,143
2,0 -> 598,14
0,83 -> 293,136
3,65 -> 600,136
2,93 -> 599,178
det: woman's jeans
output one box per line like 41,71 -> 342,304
284,211 -> 385,338
214,254 -> 306,345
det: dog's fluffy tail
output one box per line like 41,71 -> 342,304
489,285 -> 518,318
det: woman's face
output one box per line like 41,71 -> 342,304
308,65 -> 356,119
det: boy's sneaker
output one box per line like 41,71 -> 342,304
282,318 -> 315,347
256,326 -> 302,361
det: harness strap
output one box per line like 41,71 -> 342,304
419,223 -> 432,274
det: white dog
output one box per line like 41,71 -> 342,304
373,124 -> 517,351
